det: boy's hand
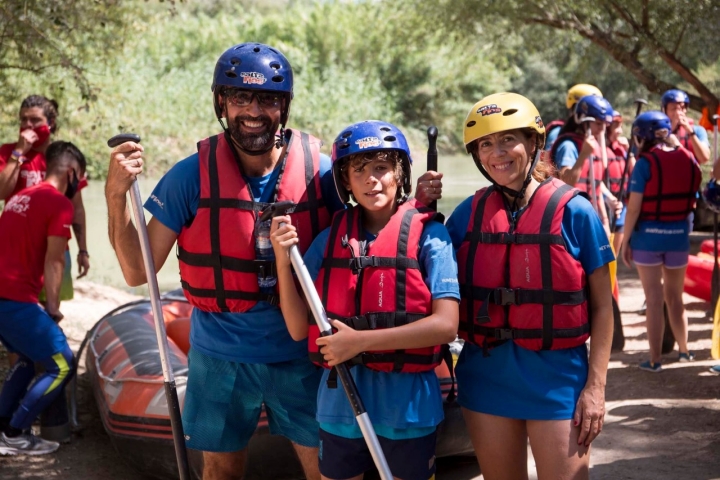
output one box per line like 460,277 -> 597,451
316,320 -> 363,366
269,215 -> 297,270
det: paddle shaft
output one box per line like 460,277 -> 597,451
427,126 -> 438,211
712,117 -> 720,310
108,134 -> 191,480
583,120 -> 599,213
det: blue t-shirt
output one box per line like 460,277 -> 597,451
628,154 -> 691,252
303,220 -> 460,439
690,125 -> 709,146
554,138 -> 581,169
445,191 -> 614,420
144,146 -> 344,363
544,125 -> 561,152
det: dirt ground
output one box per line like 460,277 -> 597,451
1,262 -> 720,479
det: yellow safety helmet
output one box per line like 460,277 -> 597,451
566,83 -> 602,110
463,92 -> 546,201
463,92 -> 546,153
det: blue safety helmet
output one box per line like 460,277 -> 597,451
661,89 -> 690,111
331,120 -> 413,204
574,95 -> 608,124
703,180 -> 720,214
632,111 -> 671,141
598,98 -> 614,123
611,110 -> 623,122
212,42 -> 294,124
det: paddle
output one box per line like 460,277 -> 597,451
107,133 -> 190,480
426,126 -> 438,211
711,115 -> 720,313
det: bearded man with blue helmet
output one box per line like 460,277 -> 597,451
105,42 -> 441,480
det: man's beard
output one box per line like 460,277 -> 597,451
229,114 -> 279,152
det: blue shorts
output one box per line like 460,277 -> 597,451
0,300 -> 68,360
182,348 -> 322,452
632,249 -> 689,269
318,428 -> 437,480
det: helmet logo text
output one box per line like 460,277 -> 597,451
356,136 -> 381,149
477,104 -> 502,116
241,72 -> 267,85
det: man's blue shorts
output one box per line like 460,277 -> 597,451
0,300 -> 68,360
182,348 -> 322,452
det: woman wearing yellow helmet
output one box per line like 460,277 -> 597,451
445,92 -> 614,480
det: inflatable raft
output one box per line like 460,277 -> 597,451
684,253 -> 715,302
85,290 -> 472,479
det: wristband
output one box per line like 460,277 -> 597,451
688,130 -> 696,137
78,250 -> 90,257
10,150 -> 25,163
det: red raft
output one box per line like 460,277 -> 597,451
85,290 -> 471,479
684,253 -> 716,302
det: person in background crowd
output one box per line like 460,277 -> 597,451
0,95 -> 90,302
550,95 -> 613,234
543,83 -> 603,156
661,89 -> 710,165
446,92 -> 614,480
0,141 -> 85,455
621,111 -> 701,372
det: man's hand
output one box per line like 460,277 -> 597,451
580,135 -> 596,159
105,141 -> 144,199
415,171 -> 443,206
47,310 -> 64,323
77,251 -> 90,278
16,129 -> 38,155
617,136 -> 630,150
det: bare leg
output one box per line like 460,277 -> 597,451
527,419 -> 589,480
636,264 -> 665,363
462,408 -> 529,480
662,265 -> 690,354
293,443 -> 321,480
203,449 -> 247,480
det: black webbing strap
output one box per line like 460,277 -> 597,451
465,286 -> 586,306
301,132 -> 322,239
442,346 -> 456,403
181,280 -> 279,305
177,246 -> 275,274
207,135 -> 229,311
463,231 -> 566,247
325,312 -> 426,330
539,183 -> 572,349
472,322 -> 590,341
320,256 -> 421,273
347,350 -> 444,368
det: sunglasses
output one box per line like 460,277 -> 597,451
224,89 -> 282,108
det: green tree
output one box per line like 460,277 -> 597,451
408,0 -> 720,114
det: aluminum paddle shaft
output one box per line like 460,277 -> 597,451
107,134 -> 190,480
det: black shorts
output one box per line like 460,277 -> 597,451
318,427 -> 437,480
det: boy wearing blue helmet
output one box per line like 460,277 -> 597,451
621,111 -> 701,373
270,120 -> 459,480
661,89 -> 710,165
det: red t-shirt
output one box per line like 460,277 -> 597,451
0,142 -> 89,203
0,182 -> 74,303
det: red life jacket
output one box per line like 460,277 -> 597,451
638,147 -> 701,222
550,132 -> 604,200
457,178 -> 590,351
673,119 -> 696,156
177,130 -> 330,313
605,141 -> 627,196
309,199 -> 445,373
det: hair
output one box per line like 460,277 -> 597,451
557,113 -> 581,137
517,128 -> 555,182
638,138 -> 665,154
20,95 -> 59,133
340,150 -> 405,201
45,141 -> 86,175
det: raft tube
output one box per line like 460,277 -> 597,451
86,291 -> 472,479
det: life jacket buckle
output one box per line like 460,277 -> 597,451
500,233 -> 516,244
493,328 -> 515,340
349,256 -> 377,274
494,288 -> 517,306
